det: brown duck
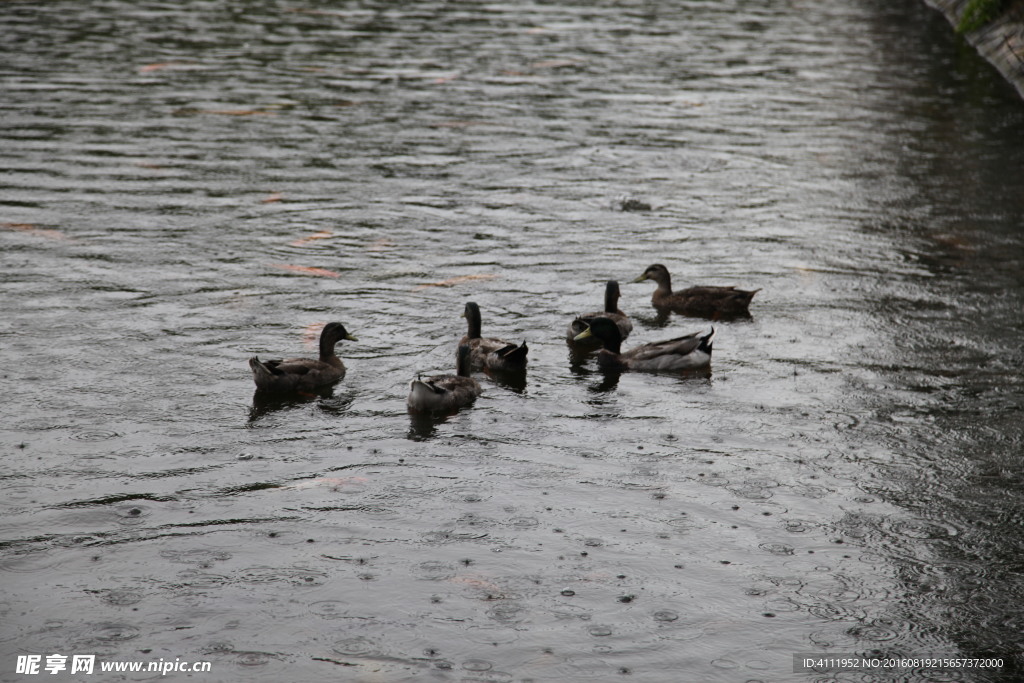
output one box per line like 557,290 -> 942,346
460,301 -> 528,371
407,344 -> 482,413
249,322 -> 357,392
633,264 -> 759,318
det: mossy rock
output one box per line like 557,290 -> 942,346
957,0 -> 1009,33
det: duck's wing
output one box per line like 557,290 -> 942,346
262,358 -> 317,376
466,337 -> 510,355
465,337 -> 528,369
678,285 -> 759,305
676,285 -> 742,299
616,330 -> 712,372
420,379 -> 447,394
433,375 -> 482,395
251,357 -> 308,391
621,334 -> 699,361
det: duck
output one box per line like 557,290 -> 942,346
249,322 -> 357,392
460,301 -> 528,371
573,316 -> 714,372
633,263 -> 759,318
407,344 -> 483,413
567,280 -> 633,345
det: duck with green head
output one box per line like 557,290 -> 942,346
567,280 -> 633,345
574,317 -> 714,372
249,322 -> 357,392
634,263 -> 759,318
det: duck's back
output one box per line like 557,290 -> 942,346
661,285 -> 757,316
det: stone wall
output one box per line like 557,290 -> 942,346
925,0 -> 1024,98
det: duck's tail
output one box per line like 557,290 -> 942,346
408,378 -> 445,411
499,341 -> 529,367
410,377 -> 444,394
698,327 -> 716,355
249,356 -> 274,384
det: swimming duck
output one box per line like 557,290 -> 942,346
567,280 -> 633,344
249,322 -> 357,392
407,344 -> 483,413
574,317 -> 714,372
633,263 -> 759,318
460,301 -> 528,371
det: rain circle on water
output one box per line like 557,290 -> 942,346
101,589 -> 144,607
414,560 -> 456,580
236,652 -> 273,667
889,519 -> 957,540
462,659 -> 493,672
848,623 -> 900,642
333,636 -> 380,657
309,600 -> 349,619
70,429 -> 122,442
91,623 -> 141,643
113,504 -> 150,526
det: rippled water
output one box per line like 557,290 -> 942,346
2,1 -> 1023,681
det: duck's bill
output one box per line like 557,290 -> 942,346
345,334 -> 359,342
573,328 -> 593,341
631,274 -> 648,283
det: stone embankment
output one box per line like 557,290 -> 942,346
925,0 -> 1024,98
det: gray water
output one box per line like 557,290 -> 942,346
2,1 -> 1023,681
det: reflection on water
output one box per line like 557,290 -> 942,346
407,411 -> 452,442
248,387 -> 341,423
2,0 -> 1023,680
481,367 -> 529,394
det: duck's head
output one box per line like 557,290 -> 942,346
321,322 -> 358,345
633,264 -> 670,284
573,316 -> 622,351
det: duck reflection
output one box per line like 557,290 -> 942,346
590,369 -> 623,392
483,366 -> 527,393
567,347 -> 623,392
407,411 -> 444,440
248,386 -> 353,422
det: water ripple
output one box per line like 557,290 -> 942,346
236,566 -> 329,587
887,518 -> 959,541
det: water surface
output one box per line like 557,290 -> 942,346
2,1 -> 1023,681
